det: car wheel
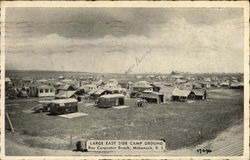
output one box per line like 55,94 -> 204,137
65,108 -> 69,113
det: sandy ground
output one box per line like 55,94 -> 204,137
5,123 -> 243,156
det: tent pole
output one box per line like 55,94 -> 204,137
6,112 -> 14,132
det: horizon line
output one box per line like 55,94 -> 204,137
5,69 -> 244,75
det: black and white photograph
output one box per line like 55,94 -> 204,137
1,1 -> 249,158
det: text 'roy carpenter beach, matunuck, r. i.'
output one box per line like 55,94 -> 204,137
86,140 -> 166,152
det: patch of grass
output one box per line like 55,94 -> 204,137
6,89 -> 243,150
21,130 -> 39,137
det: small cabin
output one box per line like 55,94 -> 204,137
28,83 -> 55,97
96,94 -> 124,108
49,99 -> 78,115
139,91 -> 165,103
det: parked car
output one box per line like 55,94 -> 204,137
18,90 -> 29,98
32,101 -> 51,113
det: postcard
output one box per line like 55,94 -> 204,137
1,1 -> 249,159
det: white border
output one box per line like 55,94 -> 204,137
0,1 -> 249,160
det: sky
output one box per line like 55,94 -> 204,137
5,7 -> 244,73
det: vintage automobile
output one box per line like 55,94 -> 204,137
18,90 -> 29,98
32,101 -> 51,113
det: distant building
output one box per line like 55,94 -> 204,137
159,86 -> 176,101
204,77 -> 212,82
132,81 -> 153,92
57,84 -> 75,93
230,82 -> 243,89
118,81 -> 133,90
172,88 -> 195,101
198,81 -> 212,89
89,89 -> 113,100
36,79 -> 48,83
220,82 -> 230,88
179,82 -> 202,90
192,89 -> 207,100
58,76 -> 64,80
82,84 -> 98,93
5,77 -> 12,88
108,79 -> 118,85
22,77 -> 33,84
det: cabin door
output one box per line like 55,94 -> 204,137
116,98 -> 119,106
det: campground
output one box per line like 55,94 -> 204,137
5,88 -> 243,156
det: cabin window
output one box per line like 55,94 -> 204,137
59,103 -> 65,107
40,89 -> 44,93
45,89 -> 49,93
49,89 -> 53,92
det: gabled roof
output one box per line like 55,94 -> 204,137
55,90 -> 76,98
220,82 -> 230,85
82,84 -> 97,88
88,89 -> 99,95
58,84 -> 74,90
151,82 -> 165,88
5,77 -> 11,82
141,91 -> 163,95
89,89 -> 111,95
95,89 -> 108,95
22,77 -> 33,81
176,79 -> 187,83
37,84 -> 54,89
192,89 -> 206,96
159,86 -> 175,93
172,88 -> 192,97
100,94 -> 124,99
61,79 -> 73,83
27,82 -> 43,88
36,79 -> 48,83
133,81 -> 152,88
230,82 -> 244,87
